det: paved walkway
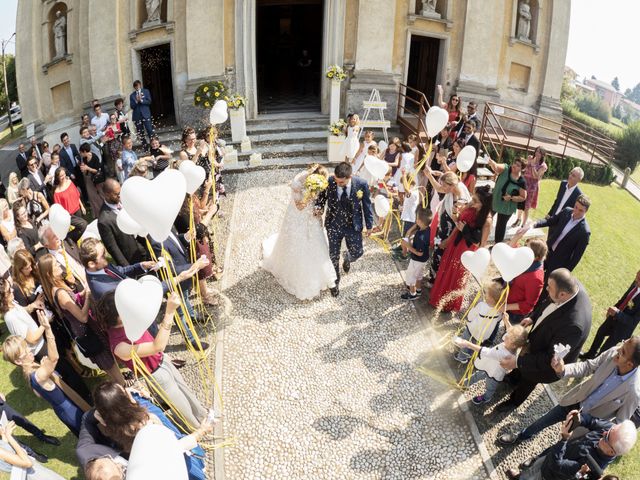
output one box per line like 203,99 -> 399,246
216,169 -> 486,480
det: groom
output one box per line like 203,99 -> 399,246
316,162 -> 374,297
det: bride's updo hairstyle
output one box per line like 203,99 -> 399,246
308,163 -> 328,179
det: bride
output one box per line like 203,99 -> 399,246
262,164 -> 337,300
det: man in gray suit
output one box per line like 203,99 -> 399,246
499,336 -> 640,446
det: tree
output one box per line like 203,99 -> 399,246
626,83 -> 640,104
0,54 -> 18,115
625,88 -> 633,97
612,77 -> 620,91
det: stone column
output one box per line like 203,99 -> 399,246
537,0 -> 571,129
321,0 -> 346,115
15,1 -> 41,126
87,0 -> 122,102
346,0 -> 398,118
456,0 -> 504,103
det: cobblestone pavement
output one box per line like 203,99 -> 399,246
216,169 -> 487,480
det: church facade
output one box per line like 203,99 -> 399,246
16,0 -> 570,141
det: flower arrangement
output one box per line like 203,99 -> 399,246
194,81 -> 227,108
226,93 -> 247,110
325,65 -> 347,81
328,119 -> 347,137
303,174 -> 329,202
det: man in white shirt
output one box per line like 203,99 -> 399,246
547,167 -> 584,219
90,103 -> 109,132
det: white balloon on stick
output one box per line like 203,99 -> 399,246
49,204 -> 71,241
491,242 -> 535,282
115,277 -> 164,342
461,247 -> 490,284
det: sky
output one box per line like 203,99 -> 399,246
566,0 -> 639,92
0,0 -> 636,90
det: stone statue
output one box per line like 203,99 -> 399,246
517,0 -> 532,41
144,0 -> 162,26
53,11 -> 67,58
421,0 -> 441,19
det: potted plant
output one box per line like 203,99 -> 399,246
326,65 -> 347,123
227,93 -> 247,142
327,119 -> 346,163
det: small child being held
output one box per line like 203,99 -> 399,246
400,207 -> 432,300
454,280 -> 504,363
455,312 -> 528,405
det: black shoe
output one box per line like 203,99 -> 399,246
405,285 -> 422,294
519,457 -> 536,470
39,434 -> 61,446
342,255 -> 351,273
497,432 -> 522,446
330,286 -> 339,297
400,292 -> 419,301
30,451 -> 48,463
494,400 -> 516,414
505,468 -> 520,480
171,358 -> 187,369
188,340 -> 210,351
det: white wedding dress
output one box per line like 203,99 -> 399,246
262,171 -> 337,300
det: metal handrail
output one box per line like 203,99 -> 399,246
397,83 -> 431,145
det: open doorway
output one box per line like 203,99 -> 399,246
256,0 -> 324,114
406,35 -> 441,105
140,44 -> 175,126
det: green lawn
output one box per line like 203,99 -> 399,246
531,179 -> 640,478
0,178 -> 638,479
0,124 -> 24,147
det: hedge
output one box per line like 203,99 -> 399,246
562,102 -> 623,141
485,145 -> 615,186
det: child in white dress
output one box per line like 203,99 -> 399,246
454,280 -> 504,363
341,114 -> 361,161
454,313 -> 528,405
393,142 -> 416,205
353,131 -> 376,174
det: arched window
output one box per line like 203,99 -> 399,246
48,2 -> 69,61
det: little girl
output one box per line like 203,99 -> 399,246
454,313 -> 528,405
342,114 -> 361,162
353,130 -> 376,175
393,142 -> 416,205
358,144 -> 381,185
454,280 -> 504,363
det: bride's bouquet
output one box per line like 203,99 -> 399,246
303,174 -> 329,202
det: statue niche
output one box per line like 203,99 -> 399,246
48,3 -> 69,61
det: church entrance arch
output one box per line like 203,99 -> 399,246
255,0 -> 324,114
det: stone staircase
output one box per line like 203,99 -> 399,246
154,112 -> 400,171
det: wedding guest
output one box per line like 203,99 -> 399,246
44,152 -> 60,189
504,238 -> 547,325
0,277 -> 46,357
547,167 -> 584,220
120,135 -> 138,181
0,420 -> 65,479
59,132 -> 87,202
90,103 -> 109,132
429,186 -> 493,312
438,140 -> 477,192
129,80 -> 154,148
91,382 -> 209,479
78,143 -> 105,216
353,131 -> 376,176
3,317 -> 91,437
38,254 -> 125,385
515,146 -> 547,228
436,85 -> 462,133
488,157 -> 527,244
103,113 -> 123,177
383,138 -> 401,177
25,156 -> 47,198
393,142 -> 415,204
80,114 -> 91,130
400,208 -> 432,300
40,141 -> 51,170
6,238 -> 25,261
422,170 -> 471,287
99,291 -> 208,427
13,201 -> 42,258
148,136 -> 172,178
0,199 -> 17,246
16,144 -> 29,179
6,173 -> 20,206
457,121 -> 480,154
53,168 -> 88,243
114,97 -> 130,136
18,179 -> 49,227
208,126 -> 226,198
0,393 -> 61,447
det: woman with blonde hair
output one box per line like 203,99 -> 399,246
3,315 -> 90,437
37,254 -> 125,385
6,173 -> 20,206
0,199 -> 16,246
262,163 -> 336,300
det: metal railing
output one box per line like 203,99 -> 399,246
479,102 -> 617,165
396,83 -> 431,144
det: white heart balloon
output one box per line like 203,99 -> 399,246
425,106 -> 449,138
178,160 -> 206,195
209,100 -> 228,125
374,195 -> 390,218
364,155 -> 389,180
456,145 -> 477,173
461,247 -> 491,284
115,276 -> 164,342
49,204 -> 71,241
491,243 -> 535,282
116,208 -> 146,237
121,169 -> 186,243
377,140 -> 388,153
80,219 -> 101,242
127,424 -> 188,480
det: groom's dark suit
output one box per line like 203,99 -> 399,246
317,176 -> 374,284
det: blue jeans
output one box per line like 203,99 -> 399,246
469,370 -> 500,400
520,403 -> 578,439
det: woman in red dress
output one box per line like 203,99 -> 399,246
53,167 -> 87,243
429,186 -> 493,312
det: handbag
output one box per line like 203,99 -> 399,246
53,289 -> 104,358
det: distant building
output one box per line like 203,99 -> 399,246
621,99 -> 640,122
584,78 -> 623,109
564,66 -> 578,87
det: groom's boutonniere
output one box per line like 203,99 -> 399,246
356,190 -> 363,200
